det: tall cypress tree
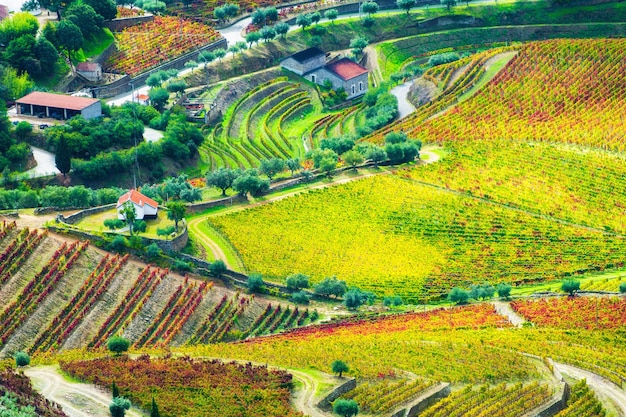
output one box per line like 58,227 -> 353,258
112,382 -> 119,398
150,397 -> 160,417
55,135 -> 71,176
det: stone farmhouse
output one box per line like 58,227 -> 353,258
281,47 -> 369,99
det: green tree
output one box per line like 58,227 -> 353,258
366,146 -> 386,168
246,31 -> 261,47
397,0 -> 416,14
233,170 -> 269,197
107,336 -> 130,355
112,382 -> 119,398
150,397 -> 160,417
208,259 -> 227,278
251,8 -> 267,26
324,8 -> 338,23
383,295 -> 403,307
291,290 -> 310,305
206,167 -> 240,196
286,273 -> 309,291
331,360 -> 349,377
620,282 -> 626,293
334,399 -> 359,417
14,351 -> 30,367
145,243 -> 162,259
65,3 -> 102,39
310,11 -> 321,25
342,150 -> 364,171
14,121 -> 32,140
214,48 -> 227,61
285,158 -> 301,175
85,0 -> 118,20
562,279 -> 580,296
448,287 -> 469,304
314,277 -> 347,298
360,1 -> 378,16
198,51 -> 215,68
296,13 -> 312,31
259,25 -> 276,42
214,5 -> 227,22
265,6 -> 278,22
496,283 -> 512,299
148,87 -> 169,111
55,135 -> 71,176
120,201 -> 137,235
166,200 -> 186,231
259,158 -> 285,180
274,22 -> 289,39
223,3 -> 240,19
247,273 -> 265,293
319,157 -> 337,177
104,218 -> 125,231
344,288 -> 375,310
109,397 -> 131,417
349,36 -> 369,57
166,80 -> 186,97
133,220 -> 147,234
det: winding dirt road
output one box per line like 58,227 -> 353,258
289,370 -> 329,417
553,362 -> 626,416
24,366 -> 147,417
492,301 -> 526,327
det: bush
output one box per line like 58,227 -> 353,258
14,351 -> 30,367
428,52 -> 461,66
620,282 -> 626,293
145,243 -> 162,259
291,290 -> 310,305
157,225 -> 176,237
561,279 -> 580,296
496,283 -> 512,298
133,220 -> 147,234
110,397 -> 131,417
343,288 -> 375,310
107,336 -> 130,355
448,287 -> 469,304
247,273 -> 265,293
333,398 -> 359,417
208,260 -> 227,278
173,260 -> 192,272
108,235 -> 127,253
314,277 -> 347,298
383,295 -> 403,307
286,273 -> 310,291
469,284 -> 495,300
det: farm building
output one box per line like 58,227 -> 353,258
16,92 -> 102,120
281,48 -> 369,99
116,189 -> 159,220
76,62 -> 103,82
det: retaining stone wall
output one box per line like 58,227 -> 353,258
58,203 -> 116,225
317,378 -> 357,410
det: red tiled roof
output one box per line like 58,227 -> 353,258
117,190 -> 159,209
16,92 -> 99,111
325,58 -> 369,81
77,62 -> 101,72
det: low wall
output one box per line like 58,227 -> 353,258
94,38 -> 228,98
187,194 -> 246,214
531,382 -> 569,417
317,378 -> 357,410
58,203 -> 116,225
105,14 -> 154,32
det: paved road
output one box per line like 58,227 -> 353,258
390,81 -> 416,119
26,146 -> 59,177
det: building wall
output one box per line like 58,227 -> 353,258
306,68 -> 368,99
81,101 -> 102,119
281,55 -> 325,75
343,72 -> 369,99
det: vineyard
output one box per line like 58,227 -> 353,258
60,356 -> 302,417
0,225 -> 313,355
342,377 -> 436,414
0,370 -> 68,417
105,16 -> 222,76
402,139 -> 626,234
200,76 -> 319,170
206,174 -> 626,301
510,297 -> 626,330
554,379 -> 608,417
393,38 -> 626,150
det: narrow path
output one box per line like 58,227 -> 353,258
390,81 -> 417,119
25,146 -> 59,178
553,362 -> 626,416
187,215 -> 234,269
24,366 -> 147,417
492,301 -> 526,327
289,370 -> 329,417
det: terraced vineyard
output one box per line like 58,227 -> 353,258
402,38 -> 626,149
206,174 -> 626,301
555,379 -> 608,417
200,77 -> 318,170
342,377 -> 436,414
0,225 -> 313,355
582,275 -> 626,292
401,139 -> 626,234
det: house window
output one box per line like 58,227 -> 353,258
311,74 -> 316,83
359,82 -> 363,91
351,85 -> 356,94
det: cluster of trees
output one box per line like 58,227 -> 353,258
66,106 -> 202,182
0,183 -> 122,209
0,104 -> 31,173
357,83 -> 399,137
205,166 -> 273,198
448,283 -> 512,304
139,174 -> 202,204
244,7 -> 289,46
213,3 -> 240,23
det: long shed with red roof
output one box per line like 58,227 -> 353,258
16,92 -> 102,120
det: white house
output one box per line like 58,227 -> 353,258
76,62 -> 103,82
116,189 -> 159,220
